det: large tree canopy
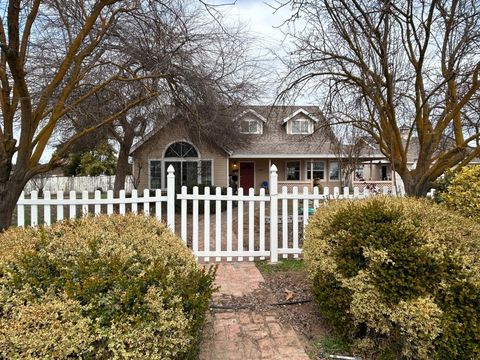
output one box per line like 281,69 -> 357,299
0,0 -> 260,230
281,0 -> 480,196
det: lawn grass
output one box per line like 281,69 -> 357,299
255,258 -> 305,274
314,334 -> 349,355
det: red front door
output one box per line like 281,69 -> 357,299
240,162 -> 255,190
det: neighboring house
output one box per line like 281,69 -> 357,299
130,106 -> 391,193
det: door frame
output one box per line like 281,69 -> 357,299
239,161 -> 255,191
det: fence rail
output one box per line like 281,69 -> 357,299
17,165 -> 416,263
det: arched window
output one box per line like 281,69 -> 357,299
164,141 -> 198,158
150,141 -> 211,189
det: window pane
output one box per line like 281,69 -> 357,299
292,120 -> 310,134
329,161 -> 340,180
201,161 -> 212,185
307,161 -> 324,180
165,142 -> 198,158
240,120 -> 250,133
287,161 -> 300,180
183,161 -> 198,187
249,121 -> 258,133
150,161 -> 162,189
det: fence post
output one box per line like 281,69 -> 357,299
167,165 -> 175,232
269,164 -> 278,263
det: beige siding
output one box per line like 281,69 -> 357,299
132,121 -> 228,191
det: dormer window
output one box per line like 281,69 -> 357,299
291,119 -> 311,134
240,119 -> 262,134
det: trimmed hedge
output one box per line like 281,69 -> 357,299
304,197 -> 480,359
0,214 -> 216,359
437,165 -> 480,220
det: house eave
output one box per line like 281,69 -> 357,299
229,153 -> 387,159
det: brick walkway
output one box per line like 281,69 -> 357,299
200,263 -> 310,360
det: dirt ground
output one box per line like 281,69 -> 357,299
211,266 -> 335,359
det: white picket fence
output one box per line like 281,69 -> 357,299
16,165 -> 410,263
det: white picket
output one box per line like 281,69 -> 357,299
131,190 -> 138,214
248,187 -> 255,261
215,187 -> 222,262
44,191 -> 51,225
192,186 -> 199,256
17,192 -> 25,227
292,187 -> 299,258
204,187 -> 211,262
82,191 -> 89,215
282,186 -> 288,258
107,190 -> 113,215
302,186 -> 309,229
343,187 -> 349,198
313,186 -> 320,209
333,186 -> 340,198
119,190 -> 126,214
155,189 -> 162,220
259,188 -> 266,260
237,188 -> 244,261
69,191 -> 76,219
95,190 -> 101,215
56,191 -> 64,221
30,191 -> 38,226
143,189 -> 150,216
226,187 -> 233,262
181,186 -> 187,243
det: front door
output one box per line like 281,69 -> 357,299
240,162 -> 255,191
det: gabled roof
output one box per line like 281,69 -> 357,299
281,108 -> 321,124
233,108 -> 267,123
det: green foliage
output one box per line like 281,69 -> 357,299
78,141 -> 117,176
63,152 -> 83,176
0,214 -> 216,359
437,165 -> 480,220
304,197 -> 480,359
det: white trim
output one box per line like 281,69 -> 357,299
162,139 -> 201,158
282,108 -> 320,124
233,109 -> 267,123
239,161 -> 256,191
229,153 -> 386,159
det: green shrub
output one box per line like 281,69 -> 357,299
438,165 -> 480,220
304,197 -> 480,359
0,214 -> 216,359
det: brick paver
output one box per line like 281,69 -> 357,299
200,263 -> 309,360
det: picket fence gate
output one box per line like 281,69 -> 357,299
16,165 -> 416,263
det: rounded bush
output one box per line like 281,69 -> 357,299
0,214 -> 216,359
440,165 -> 480,220
304,197 -> 480,359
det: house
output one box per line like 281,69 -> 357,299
130,106 -> 391,192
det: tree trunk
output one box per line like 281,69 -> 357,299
400,172 -> 432,197
113,137 -> 134,197
0,178 -> 27,232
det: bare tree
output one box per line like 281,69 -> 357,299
328,125 -> 370,188
1,0 -> 250,230
278,0 -> 480,196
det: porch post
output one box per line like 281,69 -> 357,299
167,165 -> 175,232
269,165 -> 278,263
